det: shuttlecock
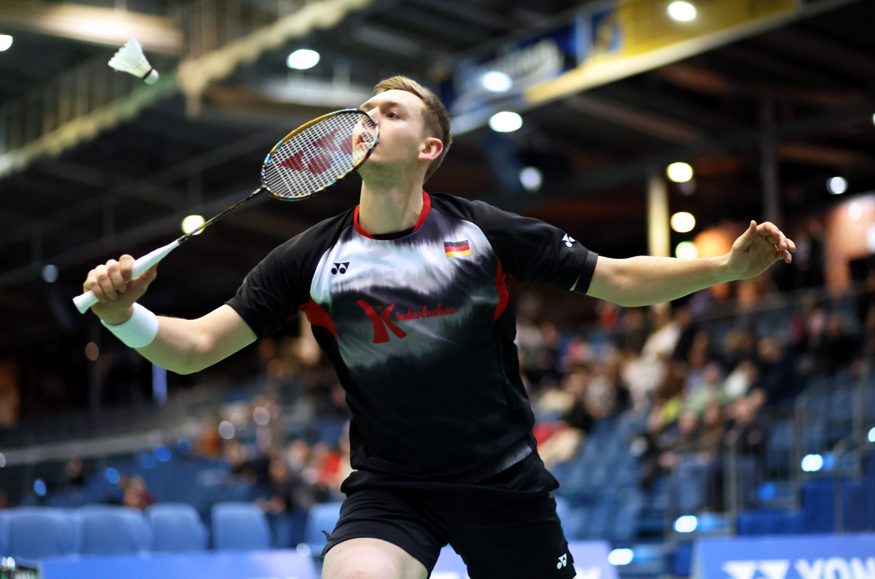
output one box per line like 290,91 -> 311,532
108,39 -> 159,84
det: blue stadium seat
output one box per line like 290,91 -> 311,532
79,505 -> 152,556
304,501 -> 343,554
611,489 -> 643,542
4,508 -> 80,559
146,503 -> 208,552
800,478 -> 835,533
765,418 -> 793,473
211,502 -> 271,551
736,508 -> 804,535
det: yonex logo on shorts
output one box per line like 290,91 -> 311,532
557,553 -> 568,569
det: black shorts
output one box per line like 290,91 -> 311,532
322,453 -> 576,579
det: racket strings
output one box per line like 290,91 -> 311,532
263,111 -> 377,199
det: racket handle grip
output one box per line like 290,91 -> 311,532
72,239 -> 181,314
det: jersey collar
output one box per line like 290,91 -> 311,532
354,190 -> 431,239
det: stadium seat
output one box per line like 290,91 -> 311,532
146,503 -> 208,552
79,505 -> 152,556
4,508 -> 80,559
211,502 -> 271,551
303,501 -> 343,554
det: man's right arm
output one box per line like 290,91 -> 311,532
137,305 -> 257,374
84,254 -> 257,375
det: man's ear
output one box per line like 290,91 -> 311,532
419,137 -> 443,163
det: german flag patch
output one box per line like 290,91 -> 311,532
444,240 -> 471,258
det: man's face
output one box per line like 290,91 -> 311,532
359,89 -> 431,174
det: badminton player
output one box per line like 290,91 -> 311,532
83,76 -> 795,579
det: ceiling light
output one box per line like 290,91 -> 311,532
670,211 -> 696,233
519,166 -> 542,192
827,176 -> 847,195
0,35 -> 12,52
675,241 -> 698,259
488,111 -> 523,133
286,48 -> 320,70
668,1 -> 697,22
481,71 -> 512,93
181,214 -> 205,234
666,162 -> 693,183
41,264 -> 59,283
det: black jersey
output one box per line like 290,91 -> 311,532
227,192 -> 598,483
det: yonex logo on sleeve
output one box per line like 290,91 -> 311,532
562,234 -> 575,247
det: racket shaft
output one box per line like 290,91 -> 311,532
72,239 -> 181,313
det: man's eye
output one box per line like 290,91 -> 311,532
386,111 -> 400,119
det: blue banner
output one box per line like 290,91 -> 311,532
693,534 -> 875,579
440,21 -> 581,134
41,550 -> 317,579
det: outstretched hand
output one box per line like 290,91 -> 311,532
726,220 -> 796,281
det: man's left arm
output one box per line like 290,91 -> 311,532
586,220 -> 796,307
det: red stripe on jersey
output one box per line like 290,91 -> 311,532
300,299 -> 337,339
413,190 -> 431,230
494,259 -> 509,320
353,205 -> 375,239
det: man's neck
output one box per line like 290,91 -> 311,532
358,180 -> 424,235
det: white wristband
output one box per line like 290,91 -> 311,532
101,303 -> 159,348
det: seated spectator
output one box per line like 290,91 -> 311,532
122,475 -> 154,511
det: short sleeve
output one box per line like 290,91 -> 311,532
225,242 -> 305,337
225,211 -> 352,337
465,199 -> 598,293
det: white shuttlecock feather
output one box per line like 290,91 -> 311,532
108,39 -> 159,84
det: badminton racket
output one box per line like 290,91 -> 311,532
73,108 -> 379,313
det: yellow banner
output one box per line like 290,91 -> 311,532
526,0 -> 799,104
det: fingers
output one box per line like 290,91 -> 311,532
755,221 -> 796,263
119,254 -> 135,281
85,256 -> 135,302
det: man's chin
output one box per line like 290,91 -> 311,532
356,159 -> 384,179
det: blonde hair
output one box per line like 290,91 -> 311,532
373,76 -> 452,182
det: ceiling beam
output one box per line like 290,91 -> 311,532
563,95 -> 705,144
755,27 -> 875,80
653,63 -> 860,107
0,1 -> 181,54
776,142 -> 874,168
